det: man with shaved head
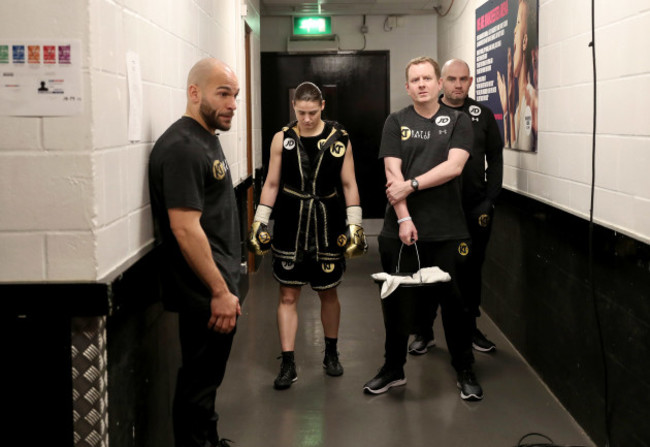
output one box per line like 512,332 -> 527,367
149,57 -> 241,447
409,58 -> 503,358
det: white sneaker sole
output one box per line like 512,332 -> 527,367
273,376 -> 298,390
472,342 -> 496,353
363,377 -> 407,394
408,339 -> 436,355
457,383 -> 484,401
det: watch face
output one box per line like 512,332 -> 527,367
411,179 -> 419,190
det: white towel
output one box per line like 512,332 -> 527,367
371,267 -> 451,299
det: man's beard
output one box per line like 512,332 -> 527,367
445,91 -> 466,106
200,100 -> 231,131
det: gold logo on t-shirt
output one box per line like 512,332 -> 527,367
212,160 -> 226,180
401,126 -> 412,141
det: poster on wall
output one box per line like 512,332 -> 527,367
0,39 -> 83,116
475,0 -> 538,152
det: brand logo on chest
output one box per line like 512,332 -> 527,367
401,126 -> 430,141
435,115 -> 451,126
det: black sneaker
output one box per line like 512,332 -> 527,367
472,329 -> 496,353
323,350 -> 344,377
363,365 -> 407,394
456,368 -> 483,401
274,359 -> 297,390
408,334 -> 435,355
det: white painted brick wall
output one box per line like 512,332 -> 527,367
0,154 -> 95,231
437,0 -> 650,244
46,232 -> 97,281
0,234 -> 46,281
0,0 -> 262,282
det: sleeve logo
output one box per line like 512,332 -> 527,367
212,160 -> 226,180
478,214 -> 490,227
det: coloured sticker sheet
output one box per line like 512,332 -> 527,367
0,39 -> 82,116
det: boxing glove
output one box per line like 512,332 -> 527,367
341,205 -> 368,259
248,204 -> 272,255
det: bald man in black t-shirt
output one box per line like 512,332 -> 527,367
149,58 -> 241,447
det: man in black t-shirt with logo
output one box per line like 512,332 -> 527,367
409,58 -> 504,355
149,58 -> 241,447
363,56 -> 483,401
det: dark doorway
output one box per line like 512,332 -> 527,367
261,51 -> 390,218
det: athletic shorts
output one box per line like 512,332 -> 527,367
272,256 -> 345,291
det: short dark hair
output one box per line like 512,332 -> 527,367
293,81 -> 323,103
405,56 -> 441,81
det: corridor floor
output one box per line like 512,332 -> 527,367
217,227 -> 595,447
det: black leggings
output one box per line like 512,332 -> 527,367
378,236 -> 474,372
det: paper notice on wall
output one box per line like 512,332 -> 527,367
0,39 -> 83,116
126,51 -> 143,142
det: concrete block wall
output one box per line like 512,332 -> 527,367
0,0 -> 262,283
437,0 -> 650,245
260,14 -> 439,113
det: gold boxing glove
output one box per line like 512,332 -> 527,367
341,205 -> 368,259
343,224 -> 368,259
248,204 -> 272,255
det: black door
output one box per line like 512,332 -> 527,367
261,51 -> 390,218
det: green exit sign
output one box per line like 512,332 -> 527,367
293,16 -> 332,36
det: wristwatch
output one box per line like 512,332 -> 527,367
410,178 -> 419,191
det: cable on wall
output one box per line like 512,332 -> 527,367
434,0 -> 455,17
514,432 -> 587,447
516,1 -> 608,445
587,0 -> 612,445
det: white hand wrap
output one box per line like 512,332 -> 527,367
254,204 -> 272,225
346,205 -> 363,226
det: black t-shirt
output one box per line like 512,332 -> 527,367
149,116 -> 240,312
439,96 -> 503,209
378,105 -> 473,241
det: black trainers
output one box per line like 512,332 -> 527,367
323,350 -> 344,376
363,365 -> 407,394
408,334 -> 435,355
456,368 -> 483,401
472,329 -> 496,353
274,358 -> 297,390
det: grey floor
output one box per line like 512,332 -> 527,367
218,223 -> 595,447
